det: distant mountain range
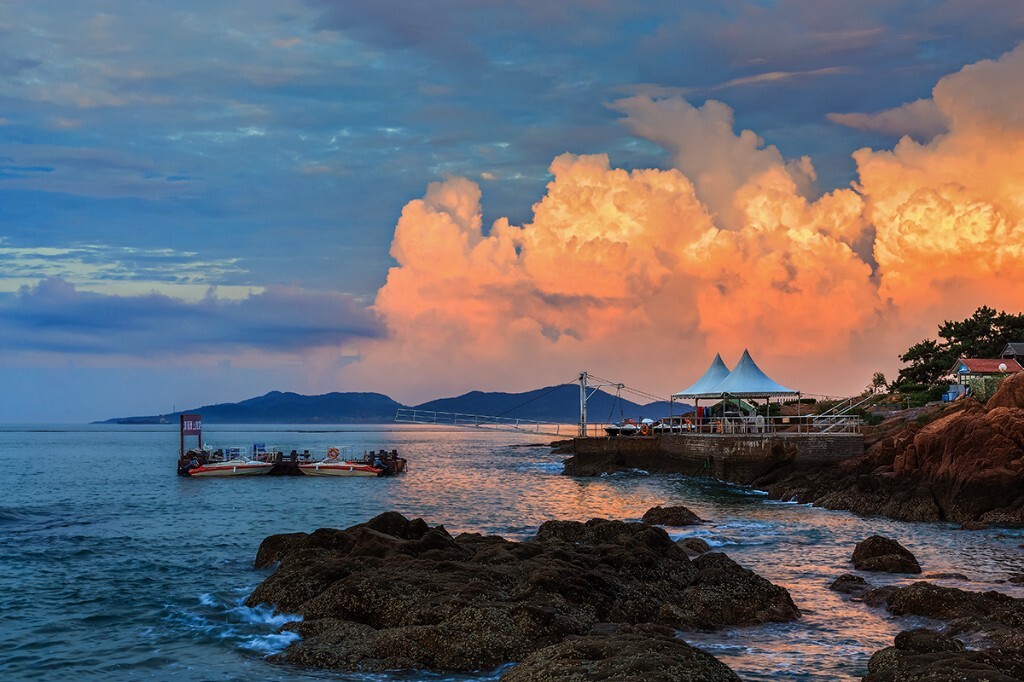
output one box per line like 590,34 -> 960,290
99,385 -> 691,424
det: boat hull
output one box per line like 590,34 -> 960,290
187,460 -> 275,477
298,462 -> 381,477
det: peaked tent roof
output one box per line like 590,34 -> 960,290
711,349 -> 798,397
678,349 -> 798,399
672,353 -> 732,399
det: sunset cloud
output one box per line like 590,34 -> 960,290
827,98 -> 948,142
348,44 -> 1024,403
860,44 -> 1024,320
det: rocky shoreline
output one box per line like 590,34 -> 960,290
562,373 -> 1024,527
756,372 -> 1024,526
247,511 -> 1024,680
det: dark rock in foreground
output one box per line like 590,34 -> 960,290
852,535 -> 922,574
643,505 -> 703,526
500,625 -> 741,682
247,512 -> 799,674
678,537 -> 712,556
860,582 -> 1024,681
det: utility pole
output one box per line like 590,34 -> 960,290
579,372 -> 588,437
578,371 -> 624,438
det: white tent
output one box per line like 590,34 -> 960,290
671,349 -> 800,430
672,353 -> 732,399
708,349 -> 798,398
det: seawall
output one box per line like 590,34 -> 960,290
563,433 -> 864,486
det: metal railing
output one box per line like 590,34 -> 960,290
582,414 -> 862,438
395,409 -> 568,436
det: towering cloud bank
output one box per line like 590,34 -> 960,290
348,45 -> 1024,402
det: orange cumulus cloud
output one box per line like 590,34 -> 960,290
861,43 -> 1024,325
344,45 -> 1024,403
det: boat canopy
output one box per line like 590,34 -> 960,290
674,349 -> 798,399
672,353 -> 732,399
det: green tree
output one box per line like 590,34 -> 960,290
869,372 -> 888,394
895,306 -> 1024,388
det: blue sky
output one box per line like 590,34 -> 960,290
2,1 -> 1023,421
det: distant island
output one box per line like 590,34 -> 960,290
98,385 -> 681,425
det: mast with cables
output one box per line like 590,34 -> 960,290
578,372 -> 626,437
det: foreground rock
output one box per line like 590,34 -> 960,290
248,512 -> 799,674
643,505 -> 703,526
678,537 -> 712,556
762,372 -> 1024,525
861,582 -> 1024,681
852,536 -> 922,574
501,626 -> 741,682
830,574 -> 871,596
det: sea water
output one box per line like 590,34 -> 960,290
2,424 -> 1023,681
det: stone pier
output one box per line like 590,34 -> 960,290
563,433 -> 864,486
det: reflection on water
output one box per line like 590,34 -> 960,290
1,424 -> 1023,681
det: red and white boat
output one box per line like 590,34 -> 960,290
298,447 -> 382,477
299,447 -> 409,477
186,457 -> 275,477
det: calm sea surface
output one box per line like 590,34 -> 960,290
2,424 -> 1023,681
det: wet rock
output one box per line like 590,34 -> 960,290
677,537 -> 711,556
924,573 -> 970,581
499,626 -> 741,682
960,521 -> 989,531
643,505 -> 703,526
866,629 -> 966,677
863,629 -> 1024,682
1009,573 -> 1024,584
830,574 -> 871,595
248,512 -> 799,675
893,628 -> 966,654
852,536 -> 922,574
876,581 -> 1024,652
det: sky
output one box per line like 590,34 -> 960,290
2,1 -> 1024,422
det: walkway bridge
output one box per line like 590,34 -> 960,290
393,409 -> 571,437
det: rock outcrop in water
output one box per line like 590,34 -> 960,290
852,536 -> 922,574
642,505 -> 703,526
246,512 -> 799,676
763,372 -> 1024,526
861,582 -> 1024,681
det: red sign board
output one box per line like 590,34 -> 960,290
181,414 -> 202,435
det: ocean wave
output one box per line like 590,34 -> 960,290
166,590 -> 303,657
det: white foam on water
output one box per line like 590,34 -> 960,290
167,590 -> 304,657
238,630 -> 301,654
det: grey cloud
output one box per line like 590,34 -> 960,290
0,278 -> 385,356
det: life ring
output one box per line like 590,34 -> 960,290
327,447 -> 340,460
639,423 -> 651,436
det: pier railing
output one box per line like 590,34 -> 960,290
579,414 -> 862,438
394,409 -> 569,436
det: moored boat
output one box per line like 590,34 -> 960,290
298,447 -> 407,477
185,458 -> 275,477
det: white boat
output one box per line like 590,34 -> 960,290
298,447 -> 407,477
298,460 -> 382,477
186,458 -> 275,477
605,419 -> 657,436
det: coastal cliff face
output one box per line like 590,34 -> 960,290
763,373 -> 1024,525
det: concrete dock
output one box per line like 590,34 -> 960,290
563,432 -> 865,485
